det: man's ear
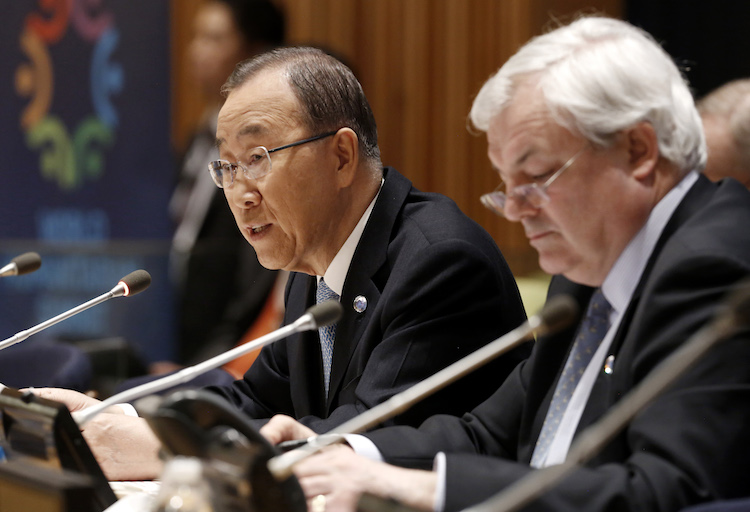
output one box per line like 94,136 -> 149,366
627,121 -> 660,181
333,128 -> 359,187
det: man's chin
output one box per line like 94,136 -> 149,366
537,253 -> 565,276
538,254 -> 579,281
255,253 -> 287,272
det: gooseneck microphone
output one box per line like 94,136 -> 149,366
267,295 -> 580,481
109,269 -> 152,298
0,252 -> 42,277
73,300 -> 344,427
0,270 -> 151,352
463,278 -> 750,512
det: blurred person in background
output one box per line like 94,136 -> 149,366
697,78 -> 750,188
158,0 -> 286,376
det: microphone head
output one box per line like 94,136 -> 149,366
12,252 -> 42,275
118,269 -> 152,297
306,300 -> 343,328
538,294 -> 579,334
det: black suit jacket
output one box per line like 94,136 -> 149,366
209,167 -> 529,431
367,176 -> 750,511
178,189 -> 279,364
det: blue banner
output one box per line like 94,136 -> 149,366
0,0 -> 174,363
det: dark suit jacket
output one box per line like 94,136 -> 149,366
178,188 -> 278,364
209,167 -> 529,432
366,176 -> 750,511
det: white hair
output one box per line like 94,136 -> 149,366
470,16 -> 706,173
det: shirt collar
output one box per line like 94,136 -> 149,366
318,178 -> 385,295
601,171 -> 699,315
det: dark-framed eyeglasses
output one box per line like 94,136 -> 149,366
480,145 -> 588,217
208,130 -> 338,188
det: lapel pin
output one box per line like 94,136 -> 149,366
353,295 -> 367,313
603,355 -> 615,375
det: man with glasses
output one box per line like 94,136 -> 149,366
36,46 -> 529,480
262,17 -> 750,512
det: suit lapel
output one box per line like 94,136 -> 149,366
326,168 -> 412,408
593,175 -> 716,363
577,176 -> 717,431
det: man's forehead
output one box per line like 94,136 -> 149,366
219,83 -> 293,123
216,77 -> 302,147
486,92 -> 575,172
487,114 -> 545,173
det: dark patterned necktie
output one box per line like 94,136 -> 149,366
316,278 -> 339,396
530,289 -> 612,467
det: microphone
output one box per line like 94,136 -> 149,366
73,300 -> 344,426
0,252 -> 42,277
267,295 -> 580,481
463,278 -> 750,512
0,269 -> 151,351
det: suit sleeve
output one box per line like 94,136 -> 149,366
364,356 -> 531,469
204,335 -> 296,422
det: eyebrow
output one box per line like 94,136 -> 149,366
494,147 -> 536,180
214,123 -> 268,149
513,147 -> 535,168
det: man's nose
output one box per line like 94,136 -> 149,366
227,172 -> 261,208
502,194 -> 537,222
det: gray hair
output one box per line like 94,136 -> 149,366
697,78 -> 750,174
222,46 -> 381,166
470,16 -> 706,173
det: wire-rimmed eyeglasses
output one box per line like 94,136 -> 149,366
208,130 -> 338,188
480,146 -> 588,217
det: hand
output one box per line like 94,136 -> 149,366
260,414 -> 316,445
79,414 -> 163,480
26,388 -> 162,480
293,446 -> 436,512
27,387 -> 103,412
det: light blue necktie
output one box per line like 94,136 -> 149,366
530,289 -> 612,467
316,278 -> 339,396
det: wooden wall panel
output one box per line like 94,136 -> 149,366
400,0 -> 431,190
172,0 -> 622,277
171,0 -> 203,152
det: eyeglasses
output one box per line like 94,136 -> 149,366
480,146 -> 588,217
208,130 -> 338,188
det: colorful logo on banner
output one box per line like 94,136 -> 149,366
14,0 -> 123,190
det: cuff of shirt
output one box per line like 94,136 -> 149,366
433,452 -> 447,512
343,434 -> 383,462
344,436 -> 443,511
117,403 -> 139,417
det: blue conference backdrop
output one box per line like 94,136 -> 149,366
0,0 -> 175,364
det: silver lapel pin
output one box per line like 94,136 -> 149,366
353,295 -> 367,313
